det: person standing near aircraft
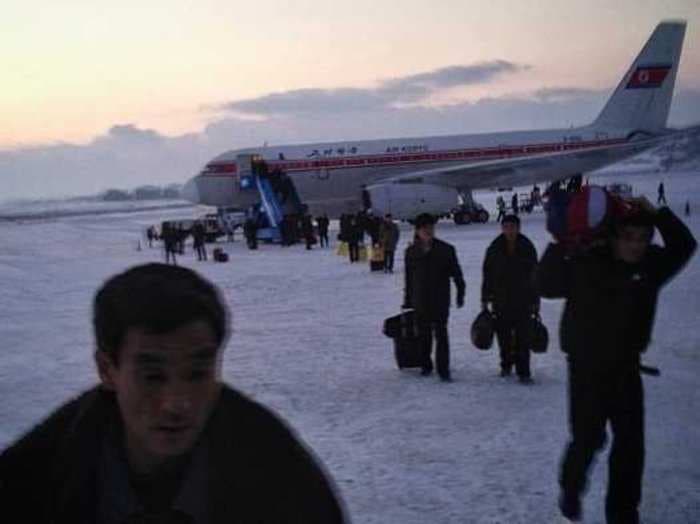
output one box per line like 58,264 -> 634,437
496,196 -> 507,223
481,215 -> 538,383
403,213 -> 465,382
316,214 -> 330,248
302,214 -> 315,250
379,214 -> 400,273
657,181 -> 667,205
511,193 -> 519,215
537,197 -> 696,523
161,223 -> 178,265
192,221 -> 207,261
347,217 -> 361,263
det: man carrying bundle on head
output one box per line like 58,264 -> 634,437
536,188 -> 696,524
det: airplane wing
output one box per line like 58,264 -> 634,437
375,131 -> 685,190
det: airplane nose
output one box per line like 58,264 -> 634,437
182,176 -> 200,204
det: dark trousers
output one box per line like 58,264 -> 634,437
417,318 -> 450,378
657,194 -> 667,205
195,243 -> 207,261
348,242 -> 359,263
319,232 -> 329,247
165,245 -> 177,265
384,250 -> 395,272
494,312 -> 531,377
560,364 -> 644,524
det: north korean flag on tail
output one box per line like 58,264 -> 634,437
626,64 -> 672,89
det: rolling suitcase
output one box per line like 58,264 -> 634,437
393,337 -> 424,369
369,245 -> 385,271
383,310 -> 424,369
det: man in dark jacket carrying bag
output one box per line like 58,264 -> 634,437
0,263 -> 347,524
403,213 -> 466,381
536,197 -> 696,524
482,214 -> 539,383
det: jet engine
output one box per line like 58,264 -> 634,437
364,182 -> 459,220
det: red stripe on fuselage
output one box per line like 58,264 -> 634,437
200,138 -> 627,177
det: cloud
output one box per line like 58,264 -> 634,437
221,60 -> 528,117
2,84 -> 699,201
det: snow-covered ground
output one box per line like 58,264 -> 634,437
0,170 -> 698,523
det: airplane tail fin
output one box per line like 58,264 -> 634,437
592,21 -> 686,133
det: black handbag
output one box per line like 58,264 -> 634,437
471,309 -> 495,350
529,313 -> 549,354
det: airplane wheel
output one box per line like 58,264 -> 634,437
477,210 -> 489,223
454,212 -> 466,225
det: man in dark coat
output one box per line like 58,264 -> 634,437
243,217 -> 258,250
0,264 -> 347,523
302,214 -> 315,250
403,213 -> 466,381
481,214 -> 539,382
536,198 -> 696,524
347,217 -> 361,263
161,223 -> 178,265
192,221 -> 207,261
511,193 -> 519,215
316,214 -> 330,248
379,214 -> 400,273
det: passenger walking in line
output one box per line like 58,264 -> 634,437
379,214 -> 400,273
347,217 -> 361,263
481,214 -> 539,383
403,213 -> 465,382
316,214 -> 330,248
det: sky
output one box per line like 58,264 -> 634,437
2,0 -> 699,199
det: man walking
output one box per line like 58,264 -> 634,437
403,213 -> 466,382
317,214 -> 330,248
380,214 -> 400,273
657,181 -> 667,205
537,197 -> 696,523
192,221 -> 208,261
481,214 -> 539,383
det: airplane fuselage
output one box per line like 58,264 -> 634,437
187,125 -> 648,216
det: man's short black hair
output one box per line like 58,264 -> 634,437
501,214 -> 521,227
414,213 -> 437,228
94,263 -> 229,363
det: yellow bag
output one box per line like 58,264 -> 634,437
358,244 -> 368,262
336,242 -> 348,257
370,245 -> 385,262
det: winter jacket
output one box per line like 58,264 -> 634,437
481,234 -> 539,315
379,222 -> 400,252
404,238 -> 466,322
536,208 -> 696,369
0,385 -> 347,524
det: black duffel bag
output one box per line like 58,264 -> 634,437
471,309 -> 495,350
529,313 -> 549,354
383,310 -> 420,339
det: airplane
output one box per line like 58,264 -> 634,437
183,21 -> 694,223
